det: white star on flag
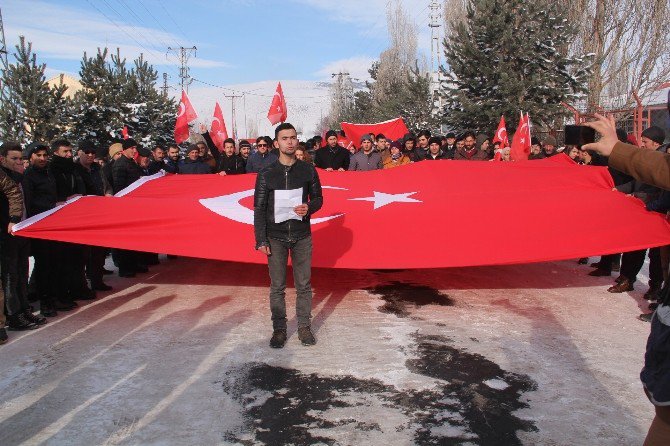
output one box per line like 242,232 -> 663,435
349,191 -> 421,209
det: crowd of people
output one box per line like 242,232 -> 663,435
0,122 -> 667,343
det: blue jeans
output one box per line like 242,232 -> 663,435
267,236 -> 313,330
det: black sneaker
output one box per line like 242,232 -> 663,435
23,310 -> 47,325
0,327 -> 7,344
7,314 -> 38,331
298,326 -> 316,346
270,329 -> 287,348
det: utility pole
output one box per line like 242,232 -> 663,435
166,46 -> 197,93
0,8 -> 9,101
161,72 -> 169,97
330,72 -> 354,120
225,94 -> 243,139
429,0 -> 443,113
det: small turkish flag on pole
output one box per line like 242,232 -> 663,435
174,90 -> 198,144
492,115 -> 509,148
210,102 -> 228,150
510,112 -> 531,161
267,82 -> 287,125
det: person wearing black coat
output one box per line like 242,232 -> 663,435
112,139 -> 144,193
49,139 -> 96,309
313,130 -> 350,171
111,139 -> 146,277
77,140 -> 113,292
179,144 -> 213,174
22,143 -> 63,316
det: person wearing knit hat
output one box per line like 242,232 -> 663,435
383,140 -> 411,169
349,134 -> 382,171
641,126 -> 666,148
179,144 -> 212,175
23,141 -> 48,160
424,136 -> 448,160
314,129 -> 350,171
108,143 -> 123,159
542,135 -> 558,157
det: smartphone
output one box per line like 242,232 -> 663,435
564,125 -> 595,146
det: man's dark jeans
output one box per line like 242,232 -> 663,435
267,236 -> 313,330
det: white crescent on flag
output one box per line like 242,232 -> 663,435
199,186 -> 347,225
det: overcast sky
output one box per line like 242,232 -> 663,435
3,0 -> 436,89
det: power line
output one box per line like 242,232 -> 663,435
190,78 -> 330,99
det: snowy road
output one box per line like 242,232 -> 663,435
0,256 -> 655,445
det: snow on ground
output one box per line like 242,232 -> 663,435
0,255 -> 656,445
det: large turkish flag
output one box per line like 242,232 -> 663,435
13,155 -> 670,269
341,118 -> 409,146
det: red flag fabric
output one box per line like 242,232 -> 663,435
341,118 -> 409,147
492,115 -> 509,148
510,112 -> 531,161
267,82 -> 287,125
13,159 -> 670,269
175,90 -> 198,144
210,102 -> 228,150
121,126 -> 129,140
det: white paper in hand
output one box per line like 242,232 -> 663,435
274,187 -> 304,223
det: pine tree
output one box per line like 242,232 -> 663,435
0,36 -> 71,143
440,0 -> 592,133
68,49 -> 176,149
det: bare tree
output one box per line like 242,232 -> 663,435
367,0 -> 419,105
560,0 -> 669,109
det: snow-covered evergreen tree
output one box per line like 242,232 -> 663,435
68,49 -> 175,149
440,0 -> 592,132
0,36 -> 72,143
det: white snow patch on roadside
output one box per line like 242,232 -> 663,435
430,423 -> 478,439
484,378 -> 510,390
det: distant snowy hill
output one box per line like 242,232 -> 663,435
184,80 -> 335,139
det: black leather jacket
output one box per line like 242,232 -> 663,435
253,160 -> 323,248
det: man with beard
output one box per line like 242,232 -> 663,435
415,130 -> 431,160
164,144 -> 181,174
147,145 -> 167,175
454,131 -> 488,160
314,130 -> 350,171
542,136 -> 558,158
0,142 -> 45,330
217,138 -> 246,175
50,139 -> 95,305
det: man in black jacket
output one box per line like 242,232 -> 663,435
314,130 -> 350,171
254,122 -> 323,348
50,139 -> 96,306
77,140 -> 113,292
216,138 -> 246,175
22,142 -> 62,316
112,139 -> 146,277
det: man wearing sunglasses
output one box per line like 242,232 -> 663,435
246,136 -> 278,173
